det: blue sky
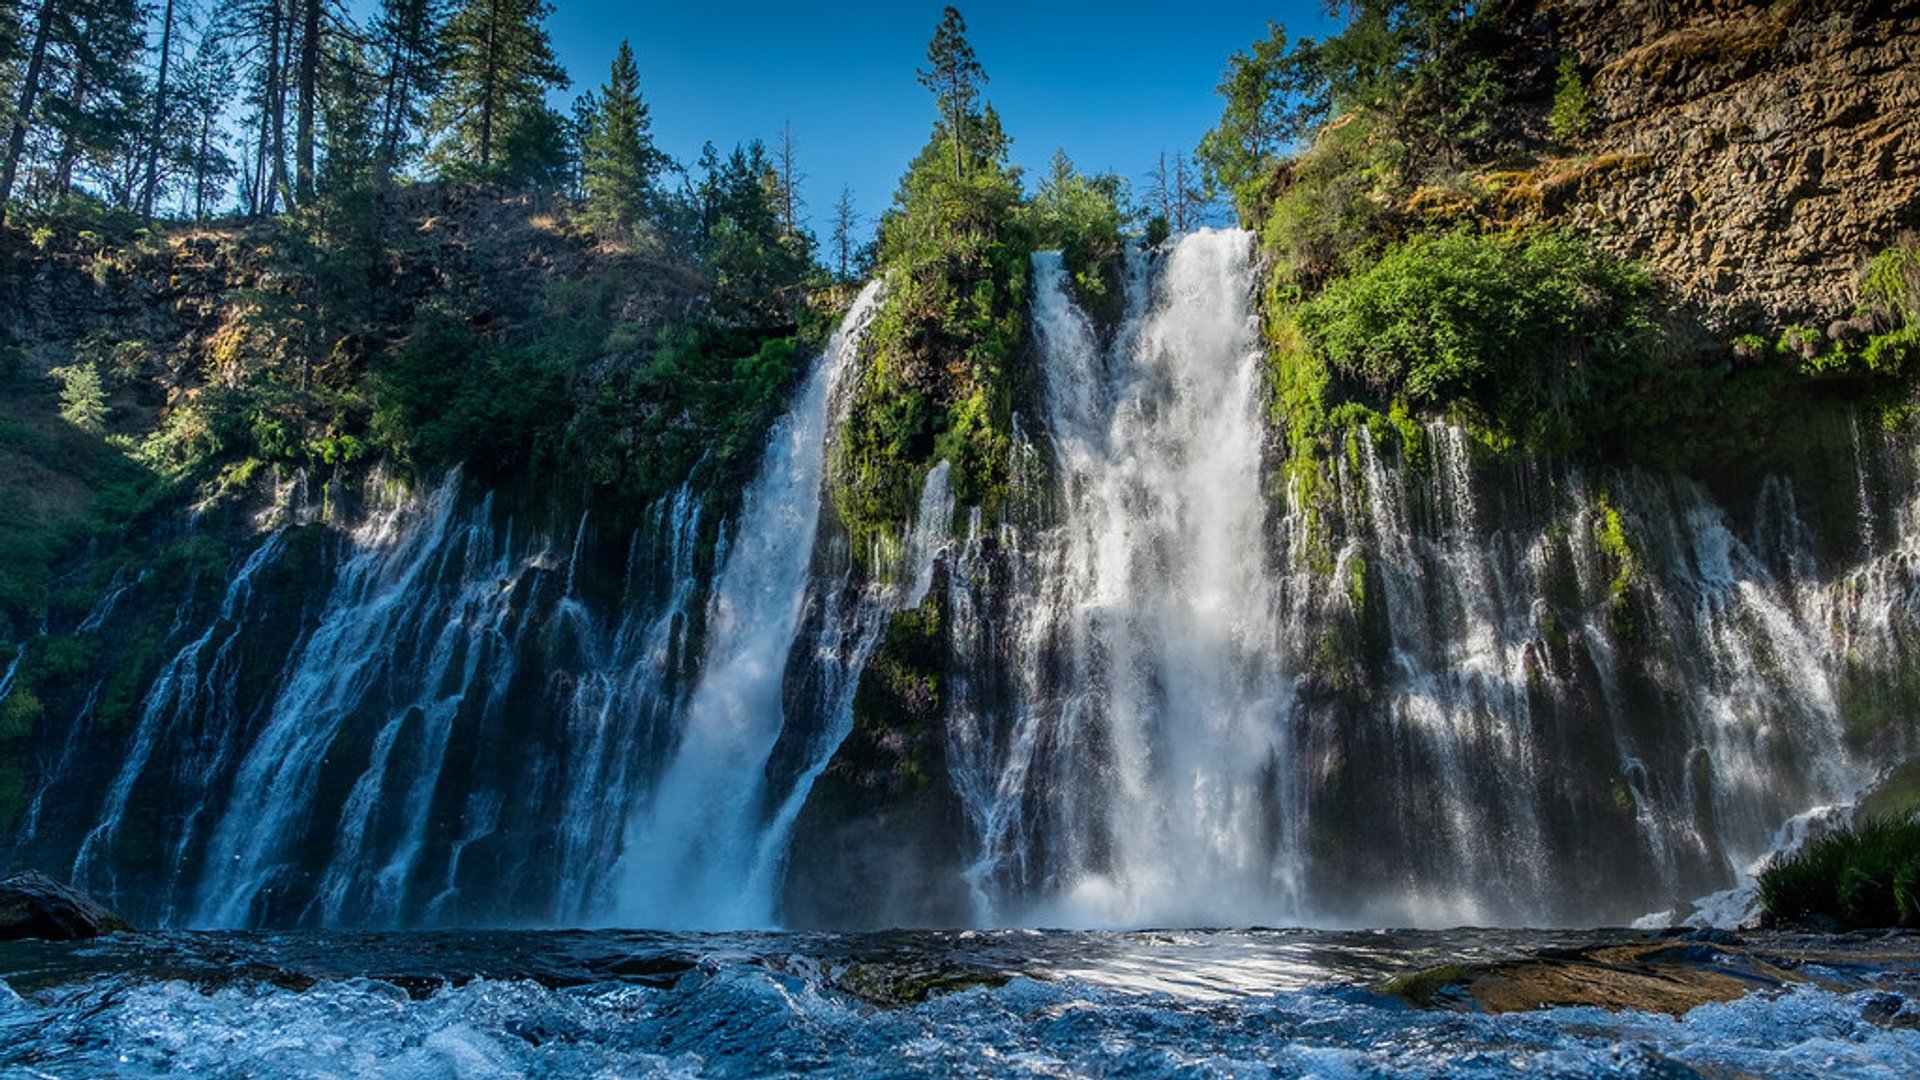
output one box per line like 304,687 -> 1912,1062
542,2 -> 1341,240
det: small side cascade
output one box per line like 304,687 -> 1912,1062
609,283 -> 894,929
73,530 -> 292,916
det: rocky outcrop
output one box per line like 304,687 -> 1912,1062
1534,0 -> 1920,332
1380,930 -> 1920,1016
0,869 -> 132,940
783,588 -> 976,930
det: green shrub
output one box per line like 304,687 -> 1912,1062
1549,56 -> 1593,142
51,362 -> 108,433
1758,817 -> 1920,929
1261,113 -> 1402,294
1025,151 -> 1127,326
1297,228 -> 1655,451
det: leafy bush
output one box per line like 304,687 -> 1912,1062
1025,151 -> 1127,324
1298,228 -> 1656,450
1862,236 -> 1920,326
371,302 -> 570,476
1260,112 -> 1403,294
1758,817 -> 1920,929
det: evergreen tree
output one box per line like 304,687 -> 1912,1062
701,140 -> 807,323
0,0 -> 148,213
136,0 -> 179,219
54,361 -> 106,433
229,0 -> 293,215
428,0 -> 567,177
176,33 -> 236,218
371,0 -> 445,184
292,0 -> 327,202
317,28 -> 378,195
40,0 -> 146,204
916,5 -> 985,183
579,39 -> 661,240
0,0 -> 59,215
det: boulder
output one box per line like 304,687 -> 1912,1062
0,870 -> 133,941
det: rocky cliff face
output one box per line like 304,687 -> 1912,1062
1532,0 -> 1920,332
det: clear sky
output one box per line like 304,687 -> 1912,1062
541,1 -> 1341,242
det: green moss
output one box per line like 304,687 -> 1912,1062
832,227 -> 1030,555
1858,760 -> 1920,824
1344,554 -> 1368,616
1834,659 -> 1920,747
1379,964 -> 1472,1007
847,597 -> 948,790
1593,492 -> 1642,644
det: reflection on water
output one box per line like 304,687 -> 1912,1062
3,928 -> 1919,1077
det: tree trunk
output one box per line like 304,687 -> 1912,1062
267,0 -> 293,212
0,0 -> 61,219
195,110 -> 213,219
478,0 -> 500,167
53,68 -> 92,199
294,0 -> 318,201
139,0 -> 176,221
256,0 -> 283,215
375,35 -> 405,186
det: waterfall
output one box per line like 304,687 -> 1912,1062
932,229 -> 1914,928
950,232 -> 1302,926
610,282 -> 955,928
73,531 -> 291,914
19,231 -> 1920,932
182,471 -> 711,927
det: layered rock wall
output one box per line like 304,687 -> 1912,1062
1534,0 -> 1920,330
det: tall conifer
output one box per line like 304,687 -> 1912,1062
428,0 -> 566,175
579,39 -> 660,240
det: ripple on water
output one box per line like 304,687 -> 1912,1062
1,931 -> 1918,1078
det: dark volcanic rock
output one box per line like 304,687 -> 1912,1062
0,870 -> 133,941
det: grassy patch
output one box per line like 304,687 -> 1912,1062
1758,817 -> 1920,929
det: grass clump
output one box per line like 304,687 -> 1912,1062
1758,817 -> 1920,929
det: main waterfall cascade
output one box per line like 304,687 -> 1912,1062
940,236 -> 1303,927
9,230 -> 1918,929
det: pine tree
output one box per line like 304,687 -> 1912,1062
228,0 -> 294,215
0,0 -> 59,215
136,0 -> 178,219
371,0 -> 447,184
428,0 -> 567,176
177,33 -> 236,218
292,0 -> 323,202
702,140 -> 806,322
317,26 -> 378,196
579,39 -> 660,240
0,1 -> 29,192
916,5 -> 985,183
54,361 -> 106,433
38,0 -> 147,204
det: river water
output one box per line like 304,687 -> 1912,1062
4,928 -> 1919,1077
